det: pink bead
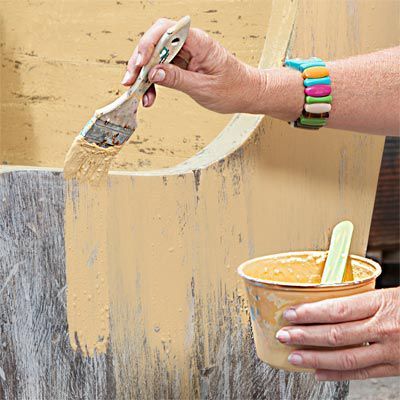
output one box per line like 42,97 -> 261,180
304,84 -> 331,97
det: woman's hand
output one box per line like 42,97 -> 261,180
276,287 -> 400,381
121,18 -> 264,114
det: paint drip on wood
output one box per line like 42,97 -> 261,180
65,179 -> 110,356
63,132 -> 122,355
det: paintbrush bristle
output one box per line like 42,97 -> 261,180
63,95 -> 138,183
83,119 -> 135,148
63,135 -> 122,184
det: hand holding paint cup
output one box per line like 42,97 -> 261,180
237,251 -> 381,372
275,286 -> 400,381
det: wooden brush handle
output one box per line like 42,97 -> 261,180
129,16 -> 191,97
94,16 -> 191,119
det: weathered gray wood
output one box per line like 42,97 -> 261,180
0,171 -> 115,400
2,0 -> 396,397
0,168 -> 351,400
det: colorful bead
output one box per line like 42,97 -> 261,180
285,56 -> 331,130
284,57 -> 322,70
294,121 -> 320,130
304,84 -> 331,97
299,61 -> 326,72
306,95 -> 332,104
304,77 -> 331,87
304,103 -> 332,113
300,115 -> 326,126
303,111 -> 330,119
303,66 -> 329,79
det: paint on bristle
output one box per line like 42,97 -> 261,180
63,135 -> 122,184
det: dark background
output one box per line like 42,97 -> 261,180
367,136 -> 400,288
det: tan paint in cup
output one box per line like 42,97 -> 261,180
237,251 -> 381,372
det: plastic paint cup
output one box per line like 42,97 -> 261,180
237,251 -> 381,372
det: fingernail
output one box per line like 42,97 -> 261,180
288,353 -> 303,365
315,372 -> 328,381
121,70 -> 132,85
136,53 -> 143,66
283,308 -> 297,322
150,69 -> 166,82
143,94 -> 149,107
275,330 -> 290,343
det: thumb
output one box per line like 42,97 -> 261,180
148,63 -> 203,96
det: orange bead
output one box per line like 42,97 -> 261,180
302,66 -> 329,79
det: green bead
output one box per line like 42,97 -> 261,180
299,115 -> 326,126
294,121 -> 320,130
306,95 -> 333,104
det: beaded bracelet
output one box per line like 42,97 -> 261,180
284,57 -> 332,130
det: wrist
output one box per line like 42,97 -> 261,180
236,64 -> 266,114
246,67 -> 304,121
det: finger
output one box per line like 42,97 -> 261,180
123,26 -> 210,86
122,47 -> 142,86
137,18 -> 175,67
181,27 -> 214,62
148,63 -> 206,96
315,363 -> 400,381
122,18 -> 176,85
172,54 -> 190,70
276,318 -> 379,347
142,85 -> 156,107
283,290 -> 380,324
288,343 -> 385,370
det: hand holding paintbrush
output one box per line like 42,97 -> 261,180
63,16 -> 191,183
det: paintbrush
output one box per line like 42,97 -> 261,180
64,16 -> 191,183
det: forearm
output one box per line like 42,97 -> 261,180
250,47 -> 400,136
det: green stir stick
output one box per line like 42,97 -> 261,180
321,221 -> 354,284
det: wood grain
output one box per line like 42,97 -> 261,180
0,171 -> 115,400
0,0 -> 270,171
1,0 -> 399,398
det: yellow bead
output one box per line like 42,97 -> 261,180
302,66 -> 329,79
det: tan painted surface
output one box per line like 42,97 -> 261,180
0,0 -> 270,170
60,1 -> 398,395
1,0 -> 399,397
65,181 -> 110,356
